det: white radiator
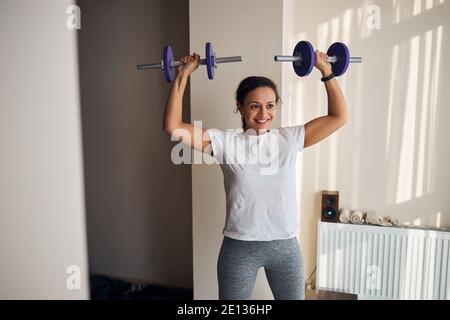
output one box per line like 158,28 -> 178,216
316,222 -> 450,300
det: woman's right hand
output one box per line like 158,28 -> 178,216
177,53 -> 200,77
314,50 -> 333,77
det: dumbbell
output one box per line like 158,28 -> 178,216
137,42 -> 242,83
274,41 -> 362,77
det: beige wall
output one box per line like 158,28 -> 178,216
283,0 -> 450,284
190,0 -> 283,299
78,0 -> 192,288
0,0 -> 89,299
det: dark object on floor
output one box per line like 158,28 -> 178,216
90,274 -> 193,300
318,290 -> 358,300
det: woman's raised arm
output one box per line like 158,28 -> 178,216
162,53 -> 212,154
304,50 -> 349,148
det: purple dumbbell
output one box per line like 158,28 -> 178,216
137,42 -> 243,83
274,41 -> 362,77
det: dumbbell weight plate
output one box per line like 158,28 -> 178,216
163,46 -> 175,83
327,42 -> 350,76
206,42 -> 215,80
293,41 -> 315,77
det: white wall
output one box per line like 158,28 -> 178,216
190,0 -> 284,299
0,0 -> 89,299
283,0 -> 450,282
78,0 -> 192,288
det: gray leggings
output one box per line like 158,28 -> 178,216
217,236 -> 305,300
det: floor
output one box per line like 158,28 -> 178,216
90,274 -> 193,300
90,274 -> 356,300
306,289 -> 358,300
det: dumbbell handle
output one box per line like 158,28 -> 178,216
274,55 -> 362,64
137,56 -> 242,70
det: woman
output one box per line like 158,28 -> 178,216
163,51 -> 348,300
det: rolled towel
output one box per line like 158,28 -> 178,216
350,210 -> 364,224
365,211 -> 397,226
365,210 -> 383,225
383,216 -> 399,226
339,208 -> 351,223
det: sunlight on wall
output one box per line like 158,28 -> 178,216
385,45 -> 399,164
317,22 -> 330,51
357,7 -> 363,37
342,9 -> 353,44
435,212 -> 442,227
414,0 -> 447,15
413,0 -> 422,16
394,13 -> 442,203
350,55 -> 364,207
427,25 -> 442,194
394,22 -> 443,205
396,35 -> 420,204
404,211 -> 444,228
394,0 -> 401,24
415,30 -> 432,198
330,17 -> 341,42
395,0 -> 446,24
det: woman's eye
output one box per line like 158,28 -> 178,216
267,104 -> 274,109
251,105 -> 259,109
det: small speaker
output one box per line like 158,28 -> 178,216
321,191 -> 339,222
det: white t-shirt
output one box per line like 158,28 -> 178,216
206,125 -> 305,241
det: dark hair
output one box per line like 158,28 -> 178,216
235,76 -> 281,131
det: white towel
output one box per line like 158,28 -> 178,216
350,210 -> 364,224
365,211 -> 383,225
366,211 -> 399,227
339,208 -> 351,223
383,216 -> 399,226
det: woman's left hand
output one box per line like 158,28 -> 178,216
314,50 -> 333,76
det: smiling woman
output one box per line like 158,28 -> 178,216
162,48 -> 348,300
235,76 -> 281,133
